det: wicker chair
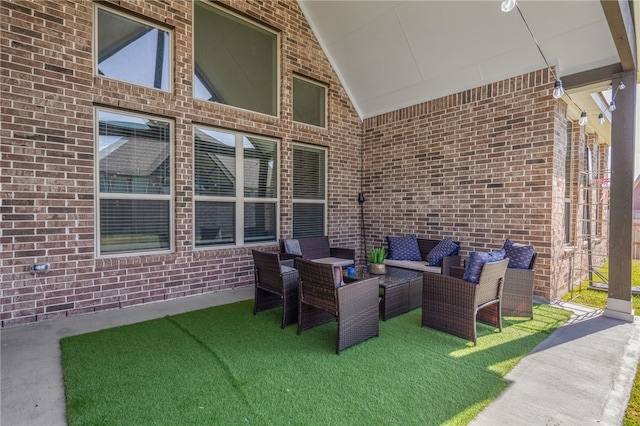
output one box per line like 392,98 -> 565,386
252,250 -> 299,329
502,252 -> 537,318
422,258 -> 509,345
451,252 -> 537,319
295,258 -> 379,354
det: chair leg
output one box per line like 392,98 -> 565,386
281,284 -> 298,328
254,286 -> 282,316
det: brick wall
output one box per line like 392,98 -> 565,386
1,0 -> 596,326
361,70 -> 562,299
0,0 -> 362,326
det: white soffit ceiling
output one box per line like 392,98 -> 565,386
298,0 -> 620,119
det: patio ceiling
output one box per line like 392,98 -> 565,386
298,0 -> 639,145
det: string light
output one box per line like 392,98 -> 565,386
501,0 -> 563,99
553,79 -> 565,99
501,1 -> 625,127
501,0 -> 516,12
579,111 -> 588,126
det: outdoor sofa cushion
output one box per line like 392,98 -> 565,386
503,239 -> 536,269
387,235 -> 422,261
426,237 -> 460,266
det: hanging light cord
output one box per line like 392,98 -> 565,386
515,4 -> 554,78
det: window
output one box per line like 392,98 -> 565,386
96,6 -> 171,91
194,127 -> 278,246
292,144 -> 326,238
293,75 -> 327,128
564,121 -> 573,244
96,109 -> 173,255
193,1 -> 278,116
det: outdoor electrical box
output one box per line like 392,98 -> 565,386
31,263 -> 51,274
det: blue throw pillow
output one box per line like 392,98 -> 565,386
463,249 -> 505,284
503,239 -> 535,269
284,239 -> 302,256
426,237 -> 460,266
387,235 -> 422,261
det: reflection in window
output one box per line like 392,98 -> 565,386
97,109 -> 172,254
293,76 -> 327,128
193,1 -> 278,116
194,127 -> 278,246
96,7 -> 171,91
293,144 -> 326,238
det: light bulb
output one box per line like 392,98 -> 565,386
579,111 -> 588,126
609,101 -> 616,112
552,79 -> 564,99
618,81 -> 626,90
501,0 -> 516,12
598,113 -> 605,125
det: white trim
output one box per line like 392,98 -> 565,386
604,297 -> 636,322
94,4 -> 173,93
94,107 -> 175,257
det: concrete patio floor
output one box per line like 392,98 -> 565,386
1,287 -> 639,426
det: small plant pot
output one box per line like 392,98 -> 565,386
369,263 -> 386,275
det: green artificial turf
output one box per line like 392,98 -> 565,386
61,301 -> 571,426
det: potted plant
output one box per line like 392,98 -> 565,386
369,247 -> 387,274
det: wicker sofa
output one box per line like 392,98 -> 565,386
279,236 -> 355,267
383,237 -> 461,276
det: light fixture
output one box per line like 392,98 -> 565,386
618,81 -> 626,91
598,113 -> 605,125
552,79 -> 564,99
609,100 -> 616,112
501,0 -> 516,12
579,111 -> 588,126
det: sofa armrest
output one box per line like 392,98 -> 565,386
330,247 -> 355,262
449,264 -> 465,279
441,254 -> 461,276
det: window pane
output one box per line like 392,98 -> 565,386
98,111 -> 171,195
100,199 -> 170,253
245,202 -> 276,242
97,8 -> 170,91
244,137 -> 277,198
293,204 -> 324,238
195,201 -> 235,246
293,145 -> 325,199
194,1 -> 277,116
293,144 -> 325,237
194,128 -> 236,197
293,76 -> 326,127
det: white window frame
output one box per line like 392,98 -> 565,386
292,74 -> 328,129
193,126 -> 280,248
193,1 -> 281,118
94,4 -> 173,93
292,142 -> 328,238
95,107 -> 175,257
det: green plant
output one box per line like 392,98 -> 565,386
369,247 -> 386,264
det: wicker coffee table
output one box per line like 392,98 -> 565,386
344,266 -> 423,321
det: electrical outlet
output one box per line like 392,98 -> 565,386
31,263 -> 51,274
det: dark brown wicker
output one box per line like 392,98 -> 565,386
422,258 -> 508,345
450,252 -> 537,318
252,250 -> 299,329
279,236 -> 355,266
295,258 -> 379,354
502,253 -> 537,318
349,266 -> 423,321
